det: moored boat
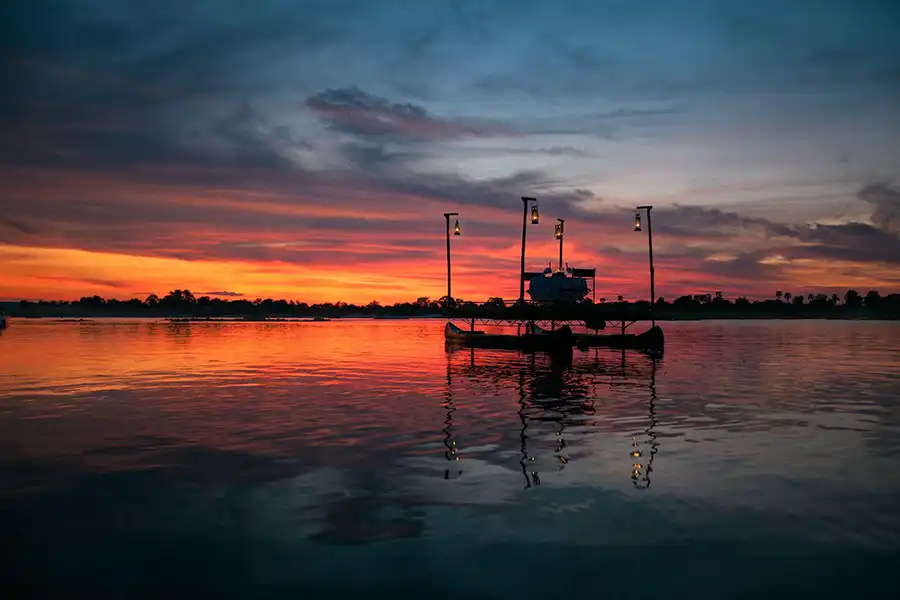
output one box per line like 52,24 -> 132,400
575,326 -> 664,351
444,321 -> 574,352
527,265 -> 594,304
532,323 -> 664,351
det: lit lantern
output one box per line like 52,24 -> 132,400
634,212 -> 642,232
531,204 -> 540,224
453,220 -> 461,236
554,223 -> 563,239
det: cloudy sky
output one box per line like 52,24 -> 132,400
2,0 -> 899,303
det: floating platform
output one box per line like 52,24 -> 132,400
444,321 -> 574,352
446,301 -> 660,330
445,321 -> 664,352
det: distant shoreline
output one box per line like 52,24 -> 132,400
4,313 -> 898,322
5,294 -> 900,322
4,291 -> 898,322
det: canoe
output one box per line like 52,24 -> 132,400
444,321 -> 574,352
533,323 -> 664,351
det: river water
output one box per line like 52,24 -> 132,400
1,319 -> 899,598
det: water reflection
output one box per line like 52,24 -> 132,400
446,345 -> 662,489
518,369 -> 539,488
443,354 -> 462,480
307,472 -> 426,546
3,320 -> 900,597
632,356 -> 660,489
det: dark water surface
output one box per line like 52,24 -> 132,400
2,319 -> 899,598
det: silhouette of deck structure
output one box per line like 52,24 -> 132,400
446,300 -> 653,329
445,299 -> 664,352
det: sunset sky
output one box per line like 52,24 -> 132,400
2,0 -> 899,304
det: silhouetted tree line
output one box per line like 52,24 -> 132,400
645,288 -> 900,318
8,290 -> 450,318
5,288 -> 900,319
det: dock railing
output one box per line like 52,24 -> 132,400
446,298 -> 652,327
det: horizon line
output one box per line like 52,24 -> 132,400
3,288 -> 896,306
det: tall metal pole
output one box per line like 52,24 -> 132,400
519,197 -> 537,302
558,231 -> 563,270
648,211 -> 655,318
519,201 -> 528,301
444,212 -> 457,309
446,216 -> 451,302
556,218 -> 565,271
637,205 -> 655,327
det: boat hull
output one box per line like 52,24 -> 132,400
530,323 -> 664,351
573,325 -> 664,350
444,322 -> 574,352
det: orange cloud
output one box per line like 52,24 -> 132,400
2,164 -> 899,304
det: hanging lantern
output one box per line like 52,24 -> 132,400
531,204 -> 540,224
453,220 -> 461,236
554,223 -> 563,239
633,212 -> 642,232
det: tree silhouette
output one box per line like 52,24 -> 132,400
159,289 -> 196,311
865,290 -> 881,308
76,295 -> 105,308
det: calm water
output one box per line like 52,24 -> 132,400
2,319 -> 899,599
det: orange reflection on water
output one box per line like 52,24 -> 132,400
0,319 -> 452,464
2,318 -> 899,500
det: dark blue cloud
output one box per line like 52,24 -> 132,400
305,86 -> 512,142
4,0 -> 899,167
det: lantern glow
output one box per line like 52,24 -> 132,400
554,223 -> 563,239
634,212 -> 642,232
453,220 -> 461,236
531,205 -> 540,224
